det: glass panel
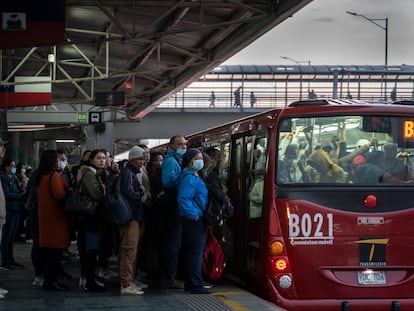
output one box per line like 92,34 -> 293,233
276,115 -> 414,185
219,142 -> 230,192
249,137 -> 267,218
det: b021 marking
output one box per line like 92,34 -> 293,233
289,213 -> 333,239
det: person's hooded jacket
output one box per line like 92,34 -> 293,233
177,168 -> 208,221
161,148 -> 182,190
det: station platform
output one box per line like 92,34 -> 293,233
0,242 -> 284,311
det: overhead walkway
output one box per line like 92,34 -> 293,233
160,64 -> 414,109
6,65 -> 414,162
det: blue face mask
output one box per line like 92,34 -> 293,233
10,167 -> 16,175
176,148 -> 186,156
192,159 -> 204,171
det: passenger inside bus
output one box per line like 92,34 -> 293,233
248,139 -> 267,218
249,176 -> 263,218
354,151 -> 397,183
277,144 -> 303,183
383,142 -> 414,180
277,115 -> 414,185
305,149 -> 346,183
353,149 -> 414,184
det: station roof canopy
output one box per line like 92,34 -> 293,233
1,0 -> 312,120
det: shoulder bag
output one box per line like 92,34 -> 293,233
64,175 -> 97,216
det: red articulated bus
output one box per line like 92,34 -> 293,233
159,99 -> 414,311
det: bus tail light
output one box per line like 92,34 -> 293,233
270,241 -> 284,255
278,275 -> 292,289
270,257 -> 289,272
274,257 -> 288,271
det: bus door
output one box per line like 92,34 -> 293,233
245,135 -> 267,282
228,132 -> 267,280
228,135 -> 248,275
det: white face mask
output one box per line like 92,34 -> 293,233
60,160 -> 67,170
21,168 -> 26,174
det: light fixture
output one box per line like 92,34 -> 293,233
56,139 -> 75,143
346,11 -> 388,100
48,53 -> 55,63
7,124 -> 46,132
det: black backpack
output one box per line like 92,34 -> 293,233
105,171 -> 133,226
203,171 -> 233,228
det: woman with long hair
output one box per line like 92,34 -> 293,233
77,149 -> 107,292
36,149 -> 71,291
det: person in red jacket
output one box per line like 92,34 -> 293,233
36,149 -> 71,291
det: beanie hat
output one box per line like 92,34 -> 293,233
182,148 -> 201,168
128,146 -> 145,160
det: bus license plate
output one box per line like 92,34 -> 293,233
357,271 -> 386,285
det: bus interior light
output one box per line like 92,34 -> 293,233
270,241 -> 284,255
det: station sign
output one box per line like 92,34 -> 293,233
89,111 -> 102,124
7,110 -> 100,124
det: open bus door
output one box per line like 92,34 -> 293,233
228,131 -> 267,284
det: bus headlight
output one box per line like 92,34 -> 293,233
279,275 -> 292,289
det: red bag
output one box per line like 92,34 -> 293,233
202,226 -> 226,281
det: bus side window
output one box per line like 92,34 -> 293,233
249,137 -> 267,218
219,142 -> 230,192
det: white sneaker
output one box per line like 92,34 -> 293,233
133,279 -> 148,289
120,284 -> 144,295
0,294 -> 4,300
78,277 -> 86,288
0,288 -> 8,295
32,276 -> 44,287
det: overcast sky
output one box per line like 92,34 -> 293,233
224,0 -> 414,66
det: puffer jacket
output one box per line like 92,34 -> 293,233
177,168 -> 209,221
161,149 -> 182,190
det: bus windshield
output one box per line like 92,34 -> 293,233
277,115 -> 414,185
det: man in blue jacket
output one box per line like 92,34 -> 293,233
159,135 -> 186,289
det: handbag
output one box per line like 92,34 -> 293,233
64,189 -> 97,215
64,176 -> 97,216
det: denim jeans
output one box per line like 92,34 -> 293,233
1,211 -> 21,266
181,217 -> 206,289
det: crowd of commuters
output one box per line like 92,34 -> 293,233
0,134 -> 219,299
277,125 -> 412,185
